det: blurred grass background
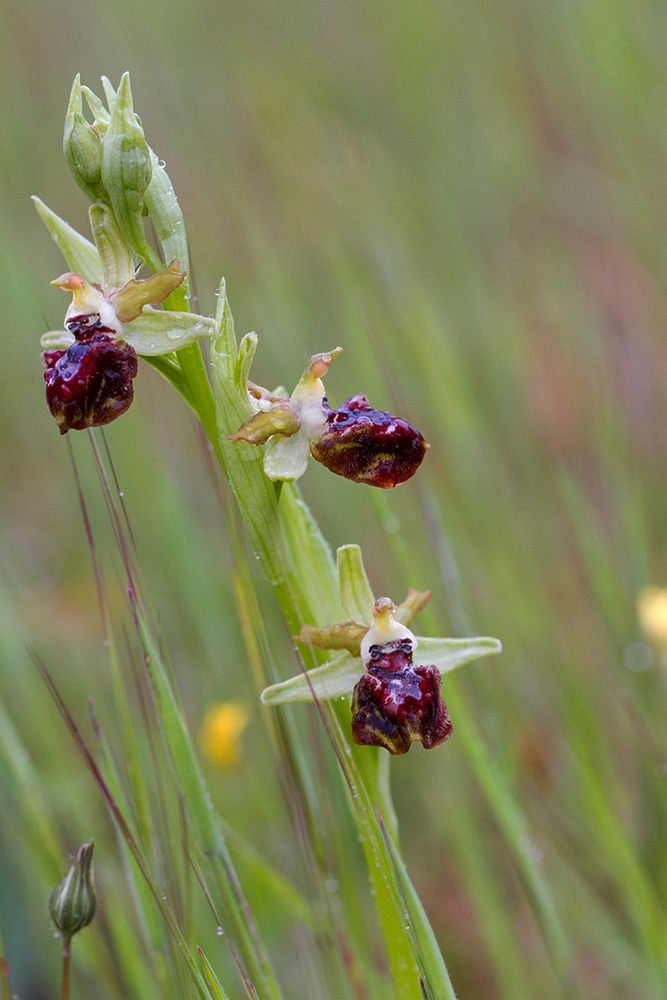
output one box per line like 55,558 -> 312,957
1,0 -> 667,996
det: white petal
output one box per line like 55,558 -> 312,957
413,635 -> 502,674
123,308 -> 216,356
261,653 -> 363,705
263,428 -> 311,481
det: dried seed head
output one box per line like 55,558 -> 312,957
49,841 -> 97,940
310,395 -> 427,488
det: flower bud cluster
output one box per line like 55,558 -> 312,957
63,74 -> 156,265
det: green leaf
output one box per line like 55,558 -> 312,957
144,149 -> 191,306
32,196 -> 103,284
212,280 -> 237,378
124,308 -> 216,355
337,544 -> 374,623
261,651 -> 361,705
196,947 -> 231,1000
382,828 -> 457,999
279,485 -> 339,624
413,635 -> 502,673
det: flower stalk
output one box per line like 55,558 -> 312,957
35,73 -> 504,999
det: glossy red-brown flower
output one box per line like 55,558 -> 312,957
232,351 -> 428,487
351,637 -> 452,755
43,313 -> 138,434
310,394 -> 427,488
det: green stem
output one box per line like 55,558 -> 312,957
61,937 -> 71,1000
182,356 -> 454,997
140,170 -> 452,994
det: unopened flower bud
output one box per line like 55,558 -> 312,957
49,841 -> 97,940
351,599 -> 452,754
310,395 -> 427,488
63,76 -> 105,202
101,73 -> 158,267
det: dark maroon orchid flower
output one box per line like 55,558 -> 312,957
43,313 -> 138,435
231,350 -> 427,488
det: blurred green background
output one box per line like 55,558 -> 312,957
1,0 -> 667,996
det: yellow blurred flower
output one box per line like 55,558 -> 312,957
637,587 -> 667,650
199,702 -> 249,769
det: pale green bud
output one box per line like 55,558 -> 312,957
63,76 -> 105,202
49,841 -> 97,940
101,73 -> 160,269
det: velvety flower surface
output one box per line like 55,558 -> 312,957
311,394 -> 427,488
351,635 -> 452,755
44,313 -> 138,434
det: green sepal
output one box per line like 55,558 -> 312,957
261,634 -> 502,705
40,330 -> 75,350
124,308 -> 216,356
89,202 -> 135,290
229,404 -> 300,445
261,651 -> 360,705
263,431 -> 311,482
100,76 -> 117,109
32,196 -> 103,285
81,85 -> 110,131
337,544 -> 374,623
413,635 -> 502,672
